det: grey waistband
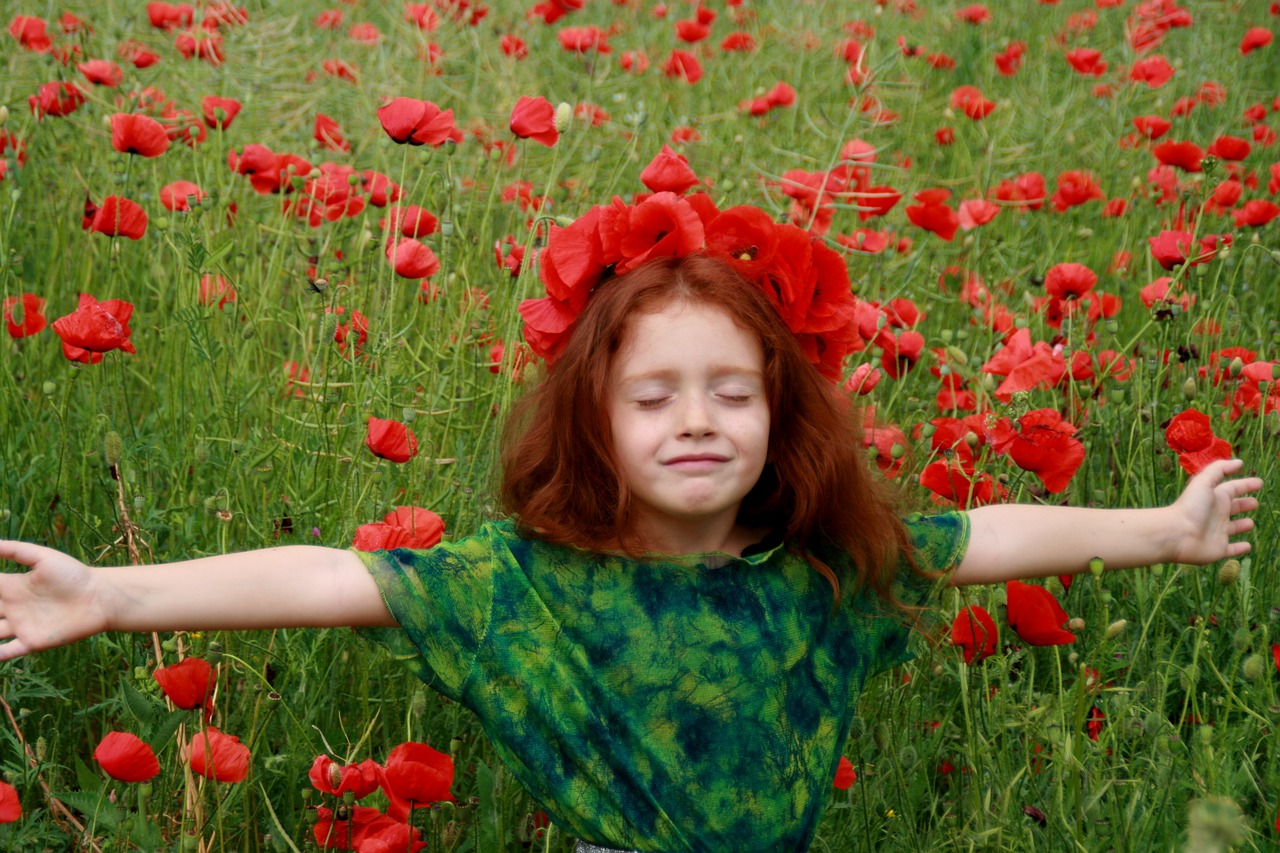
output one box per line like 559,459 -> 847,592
575,843 -> 641,853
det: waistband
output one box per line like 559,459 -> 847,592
574,842 -> 642,853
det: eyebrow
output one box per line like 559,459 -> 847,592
618,366 -> 764,383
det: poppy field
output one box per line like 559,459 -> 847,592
3,0 -> 1280,850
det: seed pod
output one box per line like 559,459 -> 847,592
1105,619 -> 1128,639
1217,559 -> 1241,586
1089,557 -> 1105,577
104,431 -> 124,467
1242,654 -> 1265,680
1182,377 -> 1197,400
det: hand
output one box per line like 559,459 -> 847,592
0,541 -> 114,661
1168,458 -> 1263,565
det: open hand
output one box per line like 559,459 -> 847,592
1169,458 -> 1264,565
0,541 -> 112,661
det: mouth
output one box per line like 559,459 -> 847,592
663,454 -> 730,470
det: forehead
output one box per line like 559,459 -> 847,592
612,301 -> 764,379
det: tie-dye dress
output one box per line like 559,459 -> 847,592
355,511 -> 968,853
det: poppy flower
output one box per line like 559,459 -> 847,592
4,293 -> 47,339
118,40 -> 160,68
919,458 -> 1005,507
109,114 -> 169,158
501,34 -> 527,58
1240,26 -> 1273,55
147,3 -> 194,29
309,755 -> 383,799
1207,135 -> 1251,162
1065,48 -> 1107,76
949,85 -> 995,120
90,196 -> 148,240
382,741 -> 454,804
833,756 -> 856,789
639,145 -> 700,194
381,205 -> 439,238
509,96 -> 559,147
29,81 -> 85,118
605,192 -> 706,274
987,409 -> 1085,494
78,59 -> 123,87
159,180 -> 206,212
1232,199 -> 1280,227
1050,170 -> 1104,211
52,294 -> 137,363
387,238 -> 440,280
619,49 -> 648,73
1147,230 -> 1222,270
1044,263 -> 1097,300
662,49 -> 703,83
951,605 -> 998,664
314,114 -> 350,153
366,417 -> 419,463
199,275 -> 236,309
1006,580 -> 1076,646
558,26 -> 610,53
1164,409 -> 1232,475
905,189 -> 960,241
0,781 -> 19,823
94,732 -> 161,783
843,364 -> 882,396
362,170 -> 402,207
353,506 -> 445,551
313,805 -> 392,849
187,727 -> 250,783
174,28 -> 224,65
154,657 -> 215,709
1129,55 -> 1175,87
958,199 -> 999,230
1133,115 -> 1171,139
201,95 -> 241,129
1153,140 -> 1204,172
376,98 -> 458,146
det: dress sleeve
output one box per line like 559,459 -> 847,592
350,527 -> 499,703
861,511 -> 971,677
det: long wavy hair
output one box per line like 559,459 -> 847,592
500,254 -> 913,604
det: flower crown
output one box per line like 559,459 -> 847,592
518,165 -> 863,382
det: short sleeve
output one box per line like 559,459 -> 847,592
860,511 -> 970,676
351,526 -> 500,703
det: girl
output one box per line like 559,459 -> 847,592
0,250 -> 1263,853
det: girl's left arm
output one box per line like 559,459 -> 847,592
950,458 -> 1263,586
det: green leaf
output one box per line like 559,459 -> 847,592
49,790 -> 121,830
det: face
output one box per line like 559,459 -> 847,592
607,301 -> 770,551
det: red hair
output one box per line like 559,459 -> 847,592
501,254 -> 913,604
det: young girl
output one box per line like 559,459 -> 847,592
0,249 -> 1263,853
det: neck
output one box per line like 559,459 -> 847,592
632,516 -> 763,557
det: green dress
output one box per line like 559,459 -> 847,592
355,512 -> 969,853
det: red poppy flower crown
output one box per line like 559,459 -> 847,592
517,189 -> 863,382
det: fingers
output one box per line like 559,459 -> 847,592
0,639 -> 28,663
0,540 -> 56,568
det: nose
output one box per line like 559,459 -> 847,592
677,394 -> 716,438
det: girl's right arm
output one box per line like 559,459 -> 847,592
0,541 -> 397,661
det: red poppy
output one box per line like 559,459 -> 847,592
376,98 -> 458,146
4,293 -> 47,338
201,95 -> 241,129
382,741 -> 455,804
604,192 -> 706,274
188,727 -> 250,783
1050,170 -> 1104,211
0,781 -> 19,823
949,85 -> 995,120
509,96 -> 559,147
639,145 -> 700,194
313,805 -> 392,850
314,114 -> 350,153
159,180 -> 206,212
366,417 -> 419,463
843,364 -> 882,396
1147,229 -> 1223,270
1065,47 -> 1107,76
147,3 -> 194,29
833,756 -> 857,789
1006,580 -> 1076,646
90,196 -> 148,239
174,28 -> 224,65
1044,262 -> 1097,299
958,199 -> 999,230
662,49 -> 703,83
1129,55 -> 1175,87
951,605 -> 998,664
387,238 -> 440,280
559,26 -> 611,53
94,732 -> 161,783
52,293 -> 137,363
1153,140 -> 1204,172
1272,643 -> 1279,675
361,170 -> 402,207
118,40 -> 161,68
1132,115 -> 1171,139
905,189 -> 960,241
955,4 -> 991,23
986,408 -> 1084,493
29,81 -> 85,118
919,458 -> 1005,507
199,275 -> 236,309
309,755 -> 383,799
154,657 -> 215,709
381,205 -> 439,238
1164,409 -> 1233,475
994,40 -> 1026,75
1207,135 -> 1251,162
1240,26 -> 1273,55
353,506 -> 445,551
78,59 -> 123,87
619,49 -> 649,72
9,14 -> 52,51
1232,199 -> 1280,227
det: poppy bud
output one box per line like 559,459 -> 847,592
320,313 -> 338,342
873,723 -> 889,751
1182,377 -> 1198,400
1068,617 -> 1086,632
1089,557 -> 1105,577
1105,619 -> 1128,639
104,431 -> 124,467
1229,357 -> 1244,378
554,102 -> 572,133
1242,654 -> 1265,680
1217,559 -> 1241,585
35,736 -> 46,762
42,381 -> 56,396
0,106 -> 7,126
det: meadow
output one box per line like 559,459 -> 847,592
2,0 -> 1280,850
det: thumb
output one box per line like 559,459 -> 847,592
0,540 -> 64,569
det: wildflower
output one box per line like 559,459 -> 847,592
986,409 -> 1085,494
639,145 -> 700,194
187,727 -> 250,783
52,294 -> 137,363
509,96 -> 559,147
153,657 -> 215,709
662,49 -> 703,83
905,189 -> 960,241
387,238 -> 440,280
353,506 -> 445,552
159,180 -> 206,212
201,96 -> 241,129
366,417 -> 419,463
4,293 -> 47,338
951,605 -> 998,663
0,780 -> 19,823
1006,580 -> 1076,645
78,59 -> 123,87
89,196 -> 148,240
1164,409 -> 1232,475
94,732 -> 161,782
376,98 -> 458,146
198,275 -> 237,309
382,741 -> 455,805
833,756 -> 857,789
1240,27 -> 1273,55
309,755 -> 382,799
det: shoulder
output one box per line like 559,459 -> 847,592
901,511 -> 971,574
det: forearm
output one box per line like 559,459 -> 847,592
101,546 -> 395,632
951,503 -> 1183,586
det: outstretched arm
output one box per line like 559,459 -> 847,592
950,458 -> 1263,586
0,542 -> 396,661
